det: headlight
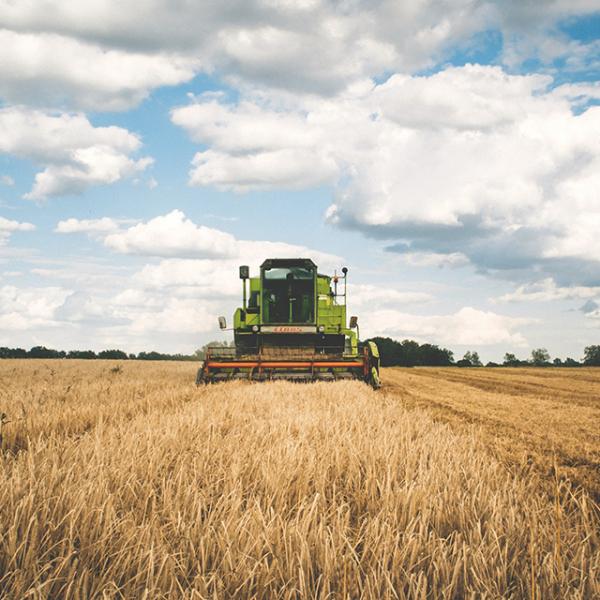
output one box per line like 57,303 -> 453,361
318,325 -> 325,332
252,325 -> 259,332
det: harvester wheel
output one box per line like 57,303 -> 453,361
365,341 -> 381,389
195,367 -> 206,386
370,366 -> 381,389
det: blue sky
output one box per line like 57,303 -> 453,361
1,1 -> 599,361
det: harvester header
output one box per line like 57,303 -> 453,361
196,258 -> 380,387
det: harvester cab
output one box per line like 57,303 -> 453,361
196,259 -> 380,388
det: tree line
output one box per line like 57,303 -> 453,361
364,337 -> 600,367
0,346 -> 200,361
2,341 -> 600,367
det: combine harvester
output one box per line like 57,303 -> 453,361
197,258 -> 380,388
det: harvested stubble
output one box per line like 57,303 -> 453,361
0,360 -> 598,599
384,367 -> 600,501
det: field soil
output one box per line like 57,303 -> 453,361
0,360 -> 598,599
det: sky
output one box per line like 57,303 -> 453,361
1,0 -> 599,362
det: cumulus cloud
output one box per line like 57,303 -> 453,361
0,270 -> 226,342
388,250 -> 470,268
497,278 -> 600,303
0,216 -> 35,245
133,260 -> 244,297
172,65 -> 600,284
0,0 -> 489,105
170,93 -> 346,193
349,284 -> 433,310
0,30 -> 198,111
126,297 -> 221,335
55,217 -> 121,234
171,100 -> 338,191
0,0 -> 596,110
172,96 -> 318,151
496,2 -> 600,72
0,284 -> 72,332
133,239 -> 338,298
102,210 -> 238,259
325,67 -> 600,242
63,209 -> 344,268
188,148 -> 338,192
580,300 -> 600,323
0,107 -> 152,199
1,175 -> 14,186
364,306 -> 531,346
52,288 -> 213,335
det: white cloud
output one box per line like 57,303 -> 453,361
170,94 -> 345,193
53,290 -> 111,323
552,81 -> 600,105
364,306 -> 531,346
393,252 -> 470,268
172,100 -> 338,191
324,66 -> 600,234
0,29 -> 198,111
79,209 -> 344,268
133,241 -> 343,295
349,284 -> 433,310
103,210 -> 238,259
1,0 -> 595,113
238,240 -> 340,271
126,297 -> 220,335
0,284 -> 71,332
28,260 -> 133,289
0,277 -> 223,342
189,148 -> 338,192
0,108 -> 139,163
55,217 -> 121,234
132,243 -> 340,296
497,279 -> 600,303
582,301 -> 600,321
0,107 -> 152,199
371,67 -> 553,131
52,279 -> 229,337
0,216 -> 35,245
0,1 -> 492,104
171,99 -> 316,152
172,65 -> 600,282
1,175 -> 14,186
497,3 -> 600,72
133,260 -> 241,296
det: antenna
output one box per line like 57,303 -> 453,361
239,265 -> 249,311
333,269 -> 338,302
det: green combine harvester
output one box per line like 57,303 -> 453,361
196,258 -> 380,388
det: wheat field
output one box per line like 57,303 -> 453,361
0,361 -> 598,599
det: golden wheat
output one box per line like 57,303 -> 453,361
0,360 -> 598,599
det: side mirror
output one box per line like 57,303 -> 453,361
349,315 -> 358,329
239,265 -> 249,279
218,316 -> 227,329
